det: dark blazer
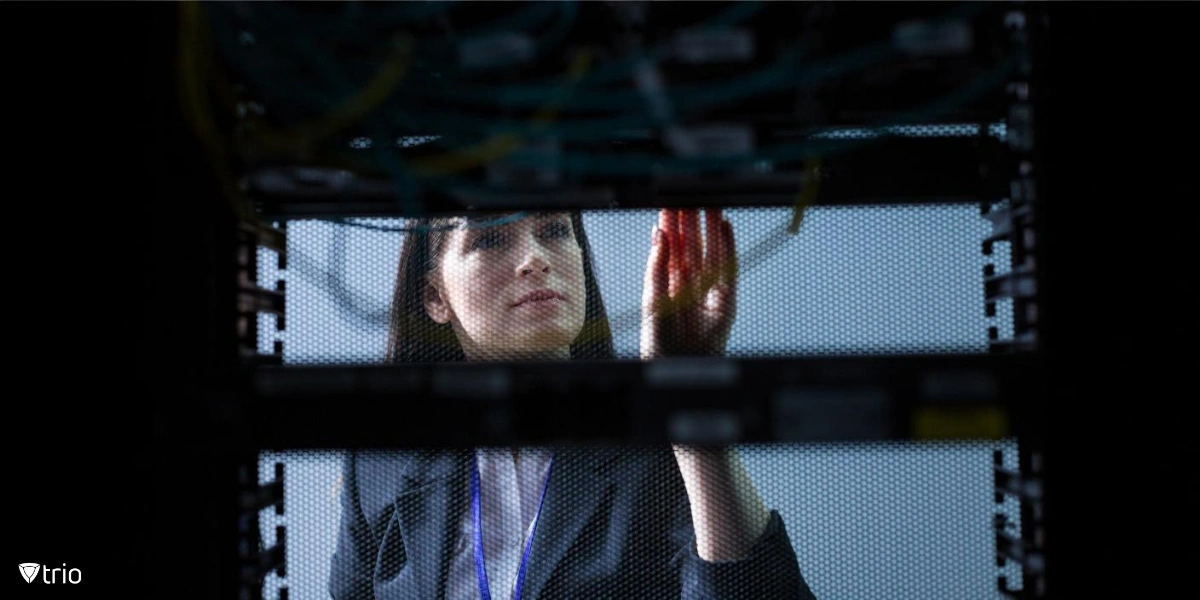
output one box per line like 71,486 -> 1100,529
330,445 -> 816,599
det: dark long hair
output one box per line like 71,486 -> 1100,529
386,211 -> 615,363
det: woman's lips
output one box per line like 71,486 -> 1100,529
514,296 -> 563,309
513,289 -> 566,307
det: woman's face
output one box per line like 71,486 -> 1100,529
423,212 -> 588,361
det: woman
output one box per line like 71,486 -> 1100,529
331,208 -> 816,599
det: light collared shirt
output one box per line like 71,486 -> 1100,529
447,446 -> 554,600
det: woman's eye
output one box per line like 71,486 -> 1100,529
471,231 -> 505,250
471,222 -> 568,250
542,222 -> 571,239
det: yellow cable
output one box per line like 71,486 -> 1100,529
409,49 -> 593,177
178,2 -> 257,224
789,156 -> 821,235
247,33 -> 416,159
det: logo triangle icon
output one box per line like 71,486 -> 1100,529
19,563 -> 40,584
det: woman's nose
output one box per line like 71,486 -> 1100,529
516,231 -> 552,276
520,258 -> 550,276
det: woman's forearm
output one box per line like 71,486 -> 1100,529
672,445 -> 772,561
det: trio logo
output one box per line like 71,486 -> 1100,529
18,563 -> 81,584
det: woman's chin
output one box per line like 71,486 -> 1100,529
495,331 -> 576,357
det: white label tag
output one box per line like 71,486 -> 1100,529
674,29 -> 754,64
893,19 -> 973,56
665,125 -> 754,157
460,33 -> 534,69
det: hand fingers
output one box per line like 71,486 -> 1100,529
679,209 -> 702,288
642,224 -> 669,316
717,218 -> 738,320
660,209 -> 680,297
703,214 -> 737,313
641,224 -> 671,359
701,218 -> 738,318
721,216 -> 738,287
704,208 -> 722,285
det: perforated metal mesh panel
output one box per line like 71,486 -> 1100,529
256,203 -> 1014,365
207,1 -> 1040,596
252,187 -> 1024,599
260,441 -> 1022,600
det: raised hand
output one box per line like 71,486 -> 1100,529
640,208 -> 738,359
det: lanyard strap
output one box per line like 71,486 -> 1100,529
471,450 -> 555,600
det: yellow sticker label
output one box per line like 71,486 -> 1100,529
913,406 -> 1008,439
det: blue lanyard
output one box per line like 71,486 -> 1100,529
471,451 -> 555,600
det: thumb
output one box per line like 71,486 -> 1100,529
642,225 -> 669,316
641,226 -> 669,357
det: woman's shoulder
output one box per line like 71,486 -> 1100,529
346,448 -> 464,491
345,445 -> 679,490
550,443 -> 682,487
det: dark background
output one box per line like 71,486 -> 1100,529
2,2 -> 1191,597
